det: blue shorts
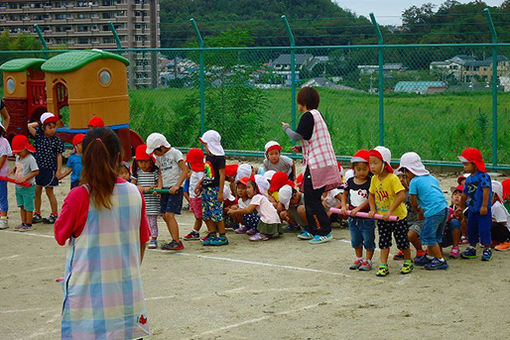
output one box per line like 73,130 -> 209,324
421,208 -> 448,246
36,168 -> 58,187
349,217 -> 376,250
16,185 -> 36,212
183,179 -> 190,194
202,186 -> 224,222
0,180 -> 8,212
160,187 -> 183,214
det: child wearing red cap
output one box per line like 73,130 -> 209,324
263,141 -> 296,181
28,112 -> 65,224
60,134 -> 85,190
88,116 -> 105,129
458,148 -> 493,261
183,148 -> 205,241
8,135 -> 39,231
132,144 -> 161,249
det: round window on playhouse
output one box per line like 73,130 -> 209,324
98,69 -> 112,87
6,77 -> 15,94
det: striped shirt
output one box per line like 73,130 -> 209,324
135,169 -> 160,216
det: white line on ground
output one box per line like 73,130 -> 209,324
145,295 -> 178,301
0,307 -> 47,314
0,265 -> 61,279
0,254 -> 20,261
3,230 -> 54,238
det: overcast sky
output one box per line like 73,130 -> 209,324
333,0 -> 506,25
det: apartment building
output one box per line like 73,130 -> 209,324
0,0 -> 161,87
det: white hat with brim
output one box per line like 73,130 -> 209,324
492,180 -> 503,202
397,152 -> 430,176
254,174 -> 270,197
146,133 -> 171,154
235,164 -> 252,182
279,185 -> 293,210
223,185 -> 236,202
264,170 -> 276,181
200,130 -> 225,156
344,169 -> 355,183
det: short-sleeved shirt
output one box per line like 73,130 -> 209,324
492,200 -> 510,231
409,174 -> 448,217
295,111 -> 314,140
33,129 -> 65,170
203,155 -> 226,188
66,153 -> 82,183
238,197 -> 251,209
324,188 -> 342,208
369,173 -> 407,220
135,169 -> 160,216
345,177 -> 371,211
15,154 -> 39,187
155,148 -> 184,188
250,194 -> 280,224
0,137 -> 12,177
189,170 -> 204,199
463,171 -> 492,213
263,156 -> 293,176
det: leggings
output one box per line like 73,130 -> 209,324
303,167 -> 331,236
148,215 -> 158,238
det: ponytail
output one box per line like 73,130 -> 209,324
81,127 -> 122,209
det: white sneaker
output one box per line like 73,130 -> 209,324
0,218 -> 8,230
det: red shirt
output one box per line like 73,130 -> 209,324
54,178 -> 151,246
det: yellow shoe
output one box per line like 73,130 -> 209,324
376,264 -> 389,277
400,260 -> 414,274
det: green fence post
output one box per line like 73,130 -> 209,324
108,21 -> 123,51
484,8 -> 498,168
33,24 -> 48,60
190,18 -> 206,136
281,15 -> 296,132
370,13 -> 384,146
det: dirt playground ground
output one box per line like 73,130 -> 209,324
1,167 -> 510,339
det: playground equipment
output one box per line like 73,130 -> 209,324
0,50 -> 144,160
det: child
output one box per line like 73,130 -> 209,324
183,148 -> 205,241
146,132 -> 188,250
458,148 -> 493,261
87,116 -> 105,129
10,135 -> 39,232
368,146 -> 412,276
228,178 -> 281,241
398,152 -> 449,270
232,177 -> 261,235
0,122 -> 11,229
279,185 -> 307,231
341,149 -> 375,271
490,180 -> 510,244
60,134 -> 84,190
263,141 -> 296,180
119,162 -> 131,182
268,171 -> 291,204
223,185 -> 239,229
195,130 -> 228,246
132,144 -> 160,249
28,112 -> 65,224
54,127 -> 150,339
496,179 -> 510,251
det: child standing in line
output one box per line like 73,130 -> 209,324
183,148 -> 205,241
10,135 -> 39,232
60,134 -> 85,190
263,141 -> 296,180
0,122 -> 12,229
54,127 -> 150,339
458,148 -> 493,261
398,152 -> 449,270
368,146 -> 412,277
28,112 -> 65,224
132,145 -> 160,249
341,149 -> 375,271
195,130 -> 228,246
146,132 -> 188,251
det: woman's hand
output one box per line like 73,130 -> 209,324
281,122 -> 290,130
291,145 -> 300,153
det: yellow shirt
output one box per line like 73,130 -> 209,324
271,191 -> 279,202
369,173 -> 407,220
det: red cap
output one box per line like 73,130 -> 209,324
337,161 -> 342,172
269,171 -> 289,192
135,145 -> 156,162
238,176 -> 251,186
72,134 -> 85,146
225,164 -> 239,177
458,148 -> 486,173
185,148 -> 205,172
12,135 -> 36,154
368,149 -> 393,173
296,173 -> 304,187
266,145 -> 282,154
452,184 -> 464,193
457,175 -> 466,185
88,116 -> 105,128
351,149 -> 370,163
502,179 -> 510,200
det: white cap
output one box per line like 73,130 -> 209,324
344,169 -> 354,182
40,112 -> 58,125
254,174 -> 270,197
265,140 -> 281,153
146,133 -> 170,154
278,185 -> 293,210
235,164 -> 252,182
373,146 -> 391,164
200,130 -> 224,156
223,185 -> 235,202
264,170 -> 276,181
492,180 -> 503,201
397,152 -> 430,176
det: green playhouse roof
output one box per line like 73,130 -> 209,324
41,50 -> 129,73
0,58 -> 46,72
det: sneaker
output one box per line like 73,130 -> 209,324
414,255 -> 432,266
393,250 -> 404,260
449,246 -> 460,259
297,231 -> 313,240
183,230 -> 200,240
209,236 -> 229,246
400,260 -> 414,274
234,226 -> 249,234
246,228 -> 257,236
376,264 -> 389,277
0,218 -> 8,230
481,248 -> 492,261
249,232 -> 270,241
42,215 -> 57,224
460,236 -> 469,244
14,224 -> 24,231
461,246 -> 477,259
32,213 -> 43,224
201,233 -> 216,243
308,233 -> 333,244
424,258 -> 449,270
359,260 -> 372,271
161,240 -> 184,250
495,241 -> 510,251
148,239 -> 158,249
19,225 -> 35,232
349,259 -> 363,270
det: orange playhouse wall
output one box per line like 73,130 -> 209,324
45,59 -> 129,129
3,71 -> 28,98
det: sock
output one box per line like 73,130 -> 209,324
356,257 -> 363,262
437,257 -> 445,262
22,223 -> 27,227
426,255 -> 434,260
366,259 -> 372,263
416,250 -> 426,257
51,213 -> 58,217
25,223 -> 32,227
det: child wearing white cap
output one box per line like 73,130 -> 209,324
490,180 -> 510,244
146,132 -> 188,250
278,184 -> 307,232
262,141 -> 296,180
